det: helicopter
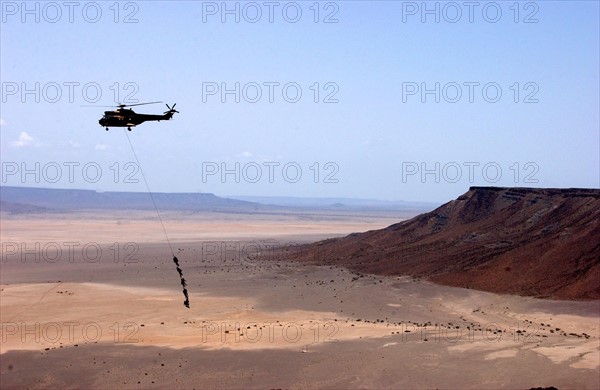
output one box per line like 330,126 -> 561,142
94,101 -> 179,131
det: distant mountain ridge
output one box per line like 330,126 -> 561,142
0,186 -> 260,212
0,186 -> 435,214
284,186 -> 600,300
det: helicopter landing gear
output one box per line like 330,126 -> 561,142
105,127 -> 109,131
127,127 -> 132,131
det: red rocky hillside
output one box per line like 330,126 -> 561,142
284,187 -> 600,300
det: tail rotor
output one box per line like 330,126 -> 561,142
165,103 -> 179,116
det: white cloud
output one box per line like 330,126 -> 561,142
229,152 -> 283,162
95,144 -> 108,151
0,118 -> 6,126
69,140 -> 80,148
10,132 -> 34,147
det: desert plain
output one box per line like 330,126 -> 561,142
1,209 -> 599,389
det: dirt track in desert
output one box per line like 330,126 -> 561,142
1,211 -> 599,389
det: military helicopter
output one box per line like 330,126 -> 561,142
94,101 -> 179,131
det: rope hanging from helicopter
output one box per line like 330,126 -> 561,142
122,116 -> 189,309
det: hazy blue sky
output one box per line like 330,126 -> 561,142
1,1 -> 598,202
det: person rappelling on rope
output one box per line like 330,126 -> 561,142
172,256 -> 190,308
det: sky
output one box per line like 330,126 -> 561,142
1,0 -> 598,202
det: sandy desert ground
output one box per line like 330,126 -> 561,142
1,210 -> 599,389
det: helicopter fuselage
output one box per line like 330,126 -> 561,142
99,109 -> 174,129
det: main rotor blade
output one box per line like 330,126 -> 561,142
81,101 -> 162,108
125,101 -> 162,107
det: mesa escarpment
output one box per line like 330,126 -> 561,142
285,187 -> 600,300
